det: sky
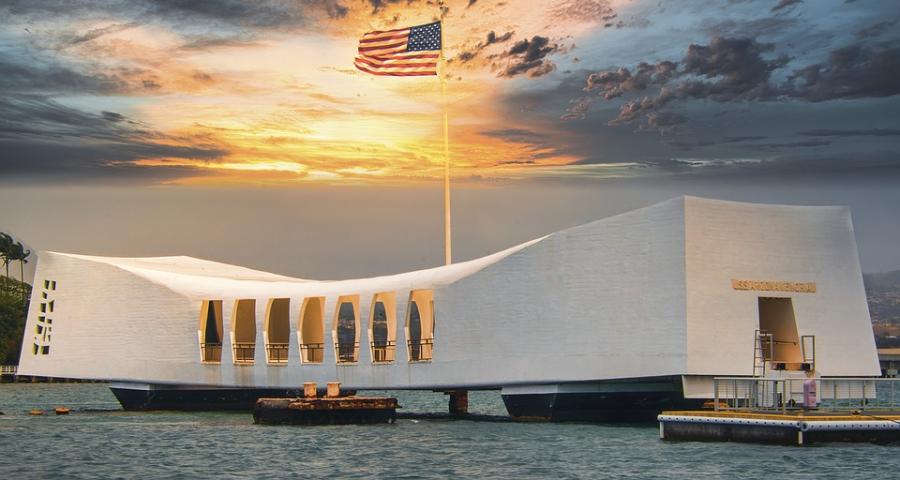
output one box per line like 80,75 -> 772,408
0,0 -> 898,278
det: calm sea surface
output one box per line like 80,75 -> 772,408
1,383 -> 898,479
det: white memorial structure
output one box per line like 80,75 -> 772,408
18,197 -> 880,419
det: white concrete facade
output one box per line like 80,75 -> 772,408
18,197 -> 881,393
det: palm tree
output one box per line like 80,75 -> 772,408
0,233 -> 12,295
8,241 -> 31,303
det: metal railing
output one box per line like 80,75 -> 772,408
266,343 -> 289,363
300,343 -> 324,363
371,340 -> 396,363
334,342 -> 360,363
713,377 -> 900,413
200,342 -> 222,362
753,332 -> 816,375
1,365 -> 17,375
232,342 -> 256,363
408,338 -> 434,362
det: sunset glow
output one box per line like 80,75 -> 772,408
0,1 -> 632,185
2,0 -> 898,186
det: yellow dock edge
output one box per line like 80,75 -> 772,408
660,410 -> 900,422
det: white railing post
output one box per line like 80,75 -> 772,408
714,378 -> 719,411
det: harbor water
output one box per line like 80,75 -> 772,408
1,384 -> 899,479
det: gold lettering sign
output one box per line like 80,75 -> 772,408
731,279 -> 816,293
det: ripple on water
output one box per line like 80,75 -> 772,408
1,384 -> 900,479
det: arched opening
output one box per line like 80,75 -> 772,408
369,292 -> 396,363
231,299 -> 256,364
406,290 -> 434,362
332,295 -> 360,364
298,297 -> 325,363
264,298 -> 290,364
198,300 -> 223,363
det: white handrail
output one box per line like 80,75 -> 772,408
713,376 -> 899,412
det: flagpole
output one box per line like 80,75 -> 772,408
439,6 -> 452,266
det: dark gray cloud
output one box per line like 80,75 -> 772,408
665,139 -> 716,151
62,22 -> 139,46
494,63 -> 900,177
771,0 -> 802,12
722,135 -> 769,143
641,150 -> 900,178
499,36 -> 560,78
568,37 -> 787,127
100,111 -> 127,123
0,55 -> 129,95
0,1 -> 292,183
787,44 -> 900,101
569,36 -> 900,131
750,150 -> 900,175
454,30 -> 515,63
0,95 -> 226,181
149,0 -> 347,25
584,61 -> 678,100
1,2 -> 326,100
1,0 -> 349,32
0,95 -> 214,147
855,20 -> 898,40
483,1 -> 900,180
665,135 -> 772,150
738,139 -> 832,150
642,111 -> 687,134
677,37 -> 789,100
704,16 -> 797,39
799,128 -> 900,137
662,135 -> 832,152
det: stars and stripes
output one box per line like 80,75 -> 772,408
355,21 -> 442,77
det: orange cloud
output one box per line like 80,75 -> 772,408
42,0 -> 624,185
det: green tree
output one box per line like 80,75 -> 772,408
0,233 -> 31,364
7,241 -> 31,304
0,277 -> 28,364
0,233 -> 13,296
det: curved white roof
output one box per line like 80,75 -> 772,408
48,234 -> 548,298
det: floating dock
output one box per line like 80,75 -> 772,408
253,382 -> 398,426
659,376 -> 900,445
659,410 -> 900,445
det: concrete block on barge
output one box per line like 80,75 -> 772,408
253,396 -> 398,425
253,382 -> 398,425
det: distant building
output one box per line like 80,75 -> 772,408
879,348 -> 900,377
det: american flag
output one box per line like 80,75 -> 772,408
355,21 -> 442,76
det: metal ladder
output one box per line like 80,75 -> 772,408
753,330 -> 773,378
752,330 -> 774,407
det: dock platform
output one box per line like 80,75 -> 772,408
659,410 -> 900,445
659,376 -> 900,445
